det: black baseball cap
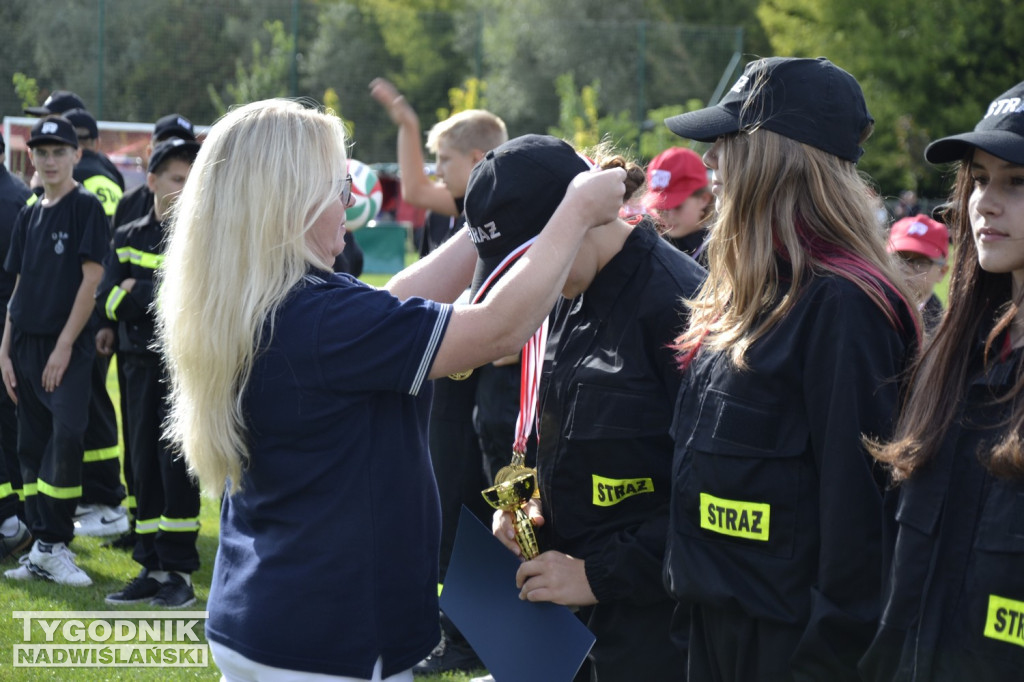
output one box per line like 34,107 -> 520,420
25,90 -> 86,116
148,137 -> 200,173
925,80 -> 1024,166
153,114 -> 196,142
665,56 -> 874,163
464,134 -> 591,301
27,116 -> 79,149
63,108 -> 99,140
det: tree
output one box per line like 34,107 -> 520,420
759,0 -> 1024,198
209,20 -> 295,116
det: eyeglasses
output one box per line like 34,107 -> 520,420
31,147 -> 73,161
340,174 -> 353,206
897,254 -> 944,272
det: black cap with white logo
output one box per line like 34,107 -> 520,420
925,80 -> 1024,166
27,116 -> 79,149
664,57 -> 874,163
25,90 -> 87,116
463,134 -> 590,301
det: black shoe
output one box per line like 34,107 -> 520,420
102,530 -> 136,551
150,573 -> 196,609
413,634 -> 485,675
106,569 -> 162,604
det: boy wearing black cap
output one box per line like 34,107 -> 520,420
63,108 -> 125,219
0,116 -> 110,586
100,138 -> 202,608
59,107 -> 130,541
113,113 -> 196,229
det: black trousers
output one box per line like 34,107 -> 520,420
0,384 -> 21,521
13,331 -> 93,544
428,375 -> 490,583
122,355 -> 200,572
687,605 -> 803,682
574,599 -> 687,682
115,354 -> 135,518
81,352 -> 124,507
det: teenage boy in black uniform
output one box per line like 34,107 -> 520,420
113,113 -> 196,228
100,138 -> 202,608
0,116 -> 109,586
63,108 -> 124,218
103,113 -> 194,551
0,133 -> 31,560
61,107 -> 128,538
24,96 -> 128,539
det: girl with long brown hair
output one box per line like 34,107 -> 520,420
862,80 -> 1024,681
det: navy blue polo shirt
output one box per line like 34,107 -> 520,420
4,185 -> 109,336
205,271 -> 452,679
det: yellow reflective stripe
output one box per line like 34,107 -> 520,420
0,482 -> 12,499
81,175 -> 123,216
135,518 -> 160,534
117,246 -> 163,270
104,286 -> 128,321
26,193 -> 38,206
36,479 -> 83,500
159,516 -> 200,532
15,486 -> 25,502
984,594 -> 1024,648
125,495 -> 137,509
23,482 -> 37,497
699,492 -> 771,542
83,446 -> 120,462
591,474 -> 654,507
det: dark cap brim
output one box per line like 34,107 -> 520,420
925,130 -> 1024,166
27,135 -> 77,149
665,105 -> 740,143
24,106 -> 52,116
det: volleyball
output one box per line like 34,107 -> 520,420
346,159 -> 383,230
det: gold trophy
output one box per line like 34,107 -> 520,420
482,467 -> 540,560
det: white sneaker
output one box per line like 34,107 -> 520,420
27,541 -> 93,586
4,555 -> 36,580
74,505 -> 129,536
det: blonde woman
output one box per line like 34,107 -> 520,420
661,58 -> 920,681
156,99 -> 624,682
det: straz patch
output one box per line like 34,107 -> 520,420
984,594 -> 1024,649
699,492 -> 770,541
592,475 -> 654,507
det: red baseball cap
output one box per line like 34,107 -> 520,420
888,214 -> 949,261
643,147 -> 708,212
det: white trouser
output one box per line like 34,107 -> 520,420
210,640 -> 414,682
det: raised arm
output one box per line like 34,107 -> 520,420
369,78 -> 459,216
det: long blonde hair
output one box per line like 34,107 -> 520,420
674,129 -> 917,368
157,99 -> 349,497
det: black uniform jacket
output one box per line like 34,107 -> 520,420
95,209 -> 162,356
537,221 -> 706,604
861,340 -> 1024,681
666,272 -> 917,677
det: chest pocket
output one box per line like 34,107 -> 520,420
678,388 -> 809,559
966,481 -> 1024,663
566,382 -> 672,441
